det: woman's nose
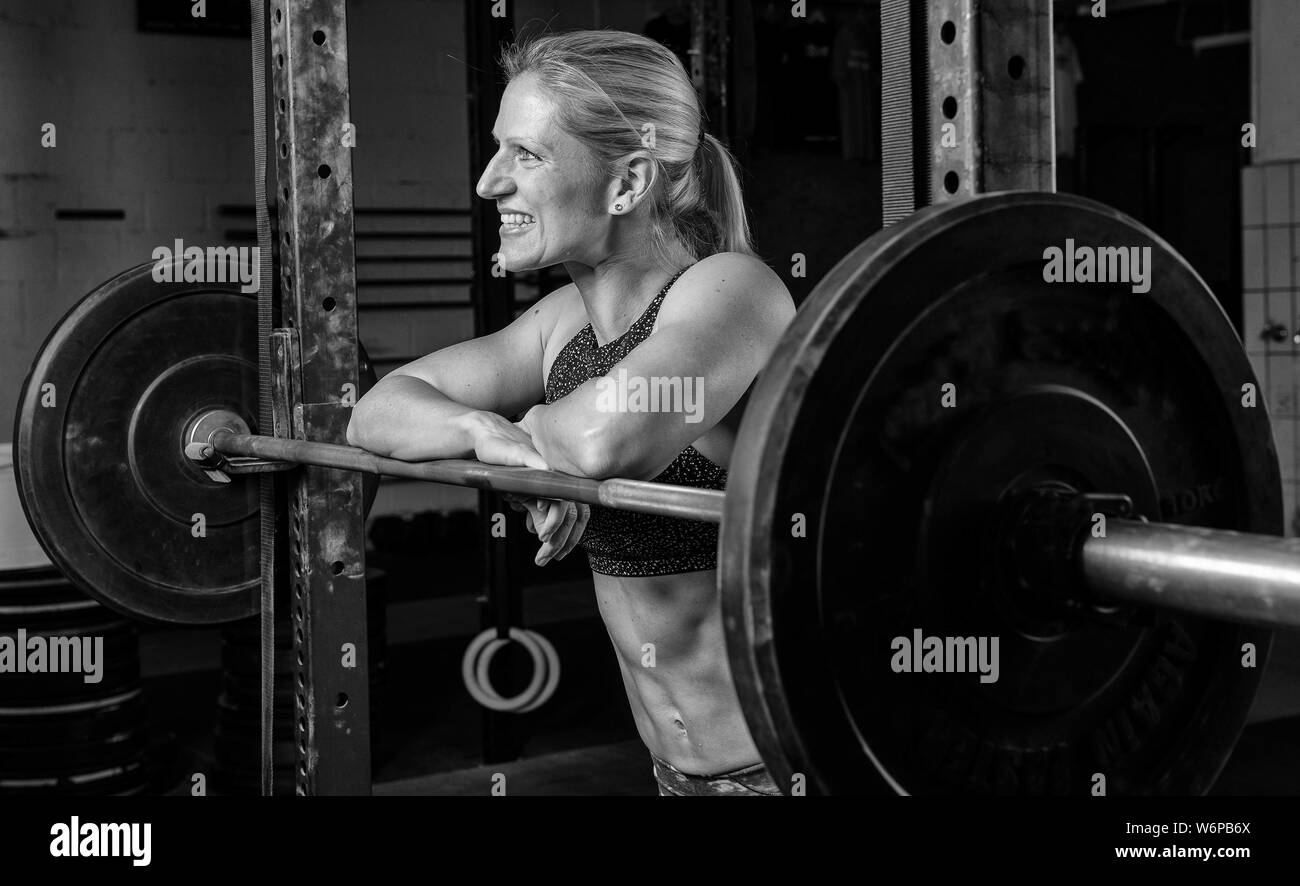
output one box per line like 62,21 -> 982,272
475,157 -> 507,200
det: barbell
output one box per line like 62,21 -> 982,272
12,191 -> 1299,794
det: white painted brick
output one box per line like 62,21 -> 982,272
1294,228 -> 1300,285
143,181 -> 212,231
131,81 -> 200,131
1267,226 -> 1292,289
68,79 -> 135,133
1243,289 -> 1266,350
168,132 -> 232,183
55,229 -> 124,289
0,23 -> 48,78
60,0 -> 135,31
118,231 -> 168,267
108,130 -> 171,191
1249,352 -> 1266,389
1275,416 -> 1297,482
1267,354 -> 1296,418
0,231 -> 55,282
1242,226 -> 1263,288
73,180 -> 146,229
1266,290 -> 1292,352
46,126 -> 116,184
0,1 -> 63,28
0,126 -> 54,177
1265,164 -> 1292,227
1242,165 -> 1265,226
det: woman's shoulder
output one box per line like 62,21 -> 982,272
667,252 -> 795,323
531,281 -> 591,358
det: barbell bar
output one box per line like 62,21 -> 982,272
200,427 -> 728,524
186,427 -> 1300,633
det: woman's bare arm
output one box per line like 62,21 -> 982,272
346,287 -> 569,467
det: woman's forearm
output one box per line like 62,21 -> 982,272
346,374 -> 487,461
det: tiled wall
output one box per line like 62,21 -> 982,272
1242,160 -> 1300,534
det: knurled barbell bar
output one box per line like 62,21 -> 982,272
13,192 -> 1299,793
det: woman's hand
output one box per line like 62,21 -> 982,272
503,494 -> 590,566
468,411 -> 550,470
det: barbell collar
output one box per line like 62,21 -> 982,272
207,431 -> 727,524
1081,519 -> 1300,630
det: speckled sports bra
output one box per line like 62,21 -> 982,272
543,266 -> 727,576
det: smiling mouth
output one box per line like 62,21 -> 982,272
500,213 -> 536,231
500,222 -> 534,237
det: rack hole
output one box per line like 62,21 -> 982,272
943,171 -> 960,194
1008,55 -> 1026,80
940,21 -> 956,44
942,96 -> 958,120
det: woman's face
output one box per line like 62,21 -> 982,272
475,72 -> 615,271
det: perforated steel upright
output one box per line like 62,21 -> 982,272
266,0 -> 371,796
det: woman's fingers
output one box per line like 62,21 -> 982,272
536,500 -> 568,543
537,502 -> 587,566
505,497 -> 589,566
478,436 -> 550,471
473,419 -> 550,471
554,504 -> 589,561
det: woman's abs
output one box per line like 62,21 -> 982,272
593,569 -> 761,774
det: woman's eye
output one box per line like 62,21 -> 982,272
517,148 -> 539,161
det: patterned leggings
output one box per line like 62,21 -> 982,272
651,752 -> 782,796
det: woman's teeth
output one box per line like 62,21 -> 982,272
501,213 -> 535,228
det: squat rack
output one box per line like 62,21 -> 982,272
258,0 -> 1054,795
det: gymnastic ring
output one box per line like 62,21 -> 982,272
473,627 -> 560,713
515,629 -> 561,713
461,627 -> 547,712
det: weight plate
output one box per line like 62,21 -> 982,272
13,262 -> 380,624
722,192 -> 1280,795
14,263 -> 261,623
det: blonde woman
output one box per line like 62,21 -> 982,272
348,29 -> 793,796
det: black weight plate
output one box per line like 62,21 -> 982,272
722,192 -> 1280,795
13,263 -> 261,623
13,262 -> 383,624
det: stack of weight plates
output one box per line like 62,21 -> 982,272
0,446 -> 148,795
212,568 -> 387,794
